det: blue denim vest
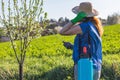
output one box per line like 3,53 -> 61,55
72,21 -> 102,70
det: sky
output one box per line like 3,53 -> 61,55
43,0 -> 120,20
0,0 -> 120,24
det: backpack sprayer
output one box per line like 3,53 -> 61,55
78,46 -> 93,80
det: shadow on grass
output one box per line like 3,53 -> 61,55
101,63 -> 120,80
40,65 -> 74,80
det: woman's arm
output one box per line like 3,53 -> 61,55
59,21 -> 73,34
59,22 -> 82,35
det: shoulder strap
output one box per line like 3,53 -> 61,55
87,22 -> 101,41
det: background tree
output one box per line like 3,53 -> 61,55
107,13 -> 120,25
58,17 -> 65,26
0,0 -> 47,80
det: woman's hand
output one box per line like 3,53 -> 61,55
63,41 -> 73,50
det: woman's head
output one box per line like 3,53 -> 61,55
72,2 -> 99,17
72,2 -> 103,37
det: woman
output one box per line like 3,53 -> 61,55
59,2 -> 103,80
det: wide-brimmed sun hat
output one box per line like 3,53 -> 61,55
72,2 -> 99,17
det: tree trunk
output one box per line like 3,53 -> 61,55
19,63 -> 23,80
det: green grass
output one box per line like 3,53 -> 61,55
0,24 -> 120,80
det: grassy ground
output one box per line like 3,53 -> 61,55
0,24 -> 120,80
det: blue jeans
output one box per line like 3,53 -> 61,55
74,64 -> 101,80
